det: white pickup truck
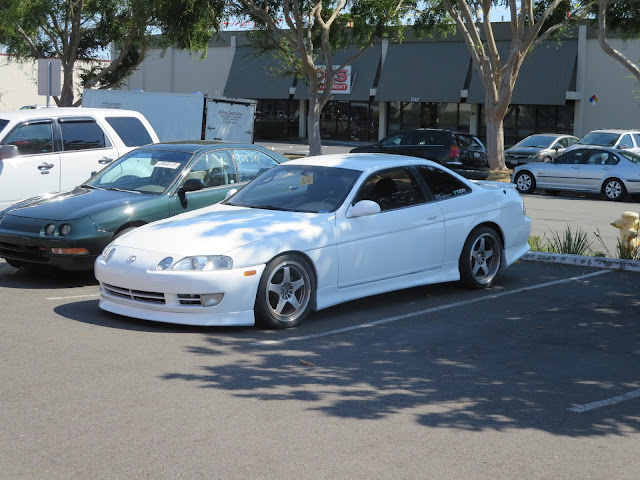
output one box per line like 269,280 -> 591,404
0,108 -> 159,210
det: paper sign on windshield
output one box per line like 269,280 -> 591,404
300,175 -> 314,186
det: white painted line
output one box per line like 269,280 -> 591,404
569,388 -> 640,413
46,293 -> 100,300
253,269 -> 611,346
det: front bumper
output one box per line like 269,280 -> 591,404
95,253 -> 266,326
0,231 -> 112,270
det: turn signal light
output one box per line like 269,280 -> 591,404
51,248 -> 89,255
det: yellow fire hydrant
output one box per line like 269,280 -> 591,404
611,211 -> 640,251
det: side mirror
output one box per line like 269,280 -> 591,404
346,200 -> 381,218
225,188 -> 239,199
0,145 -> 19,160
553,144 -> 561,151
618,144 -> 630,150
179,178 -> 205,195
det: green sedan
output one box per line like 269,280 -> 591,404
0,141 -> 286,271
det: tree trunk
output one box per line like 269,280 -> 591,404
483,105 -> 508,171
307,95 -> 323,156
59,61 -> 76,106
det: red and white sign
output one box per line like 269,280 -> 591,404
317,65 -> 351,94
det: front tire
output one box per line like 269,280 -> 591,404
514,171 -> 536,194
602,178 -> 627,201
459,227 -> 502,289
255,254 -> 315,329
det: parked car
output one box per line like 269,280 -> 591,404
350,128 -> 489,179
511,145 -> 640,201
0,107 -> 159,210
504,134 -> 578,167
0,142 -> 285,271
573,129 -> 640,155
95,153 -> 531,328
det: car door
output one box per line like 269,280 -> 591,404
535,149 -> 583,189
57,117 -> 120,189
0,119 -> 60,208
335,166 -> 445,288
577,150 -> 617,191
169,149 -> 239,214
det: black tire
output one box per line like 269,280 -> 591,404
255,254 -> 315,329
5,259 -> 27,269
542,156 -> 552,163
602,178 -> 627,201
113,226 -> 140,240
514,171 -> 536,194
459,227 -> 502,289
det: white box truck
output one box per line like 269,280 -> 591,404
82,89 -> 256,143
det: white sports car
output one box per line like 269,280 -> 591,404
95,154 -> 531,328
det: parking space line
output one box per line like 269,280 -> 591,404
253,269 -> 611,346
569,388 -> 640,413
46,293 -> 100,300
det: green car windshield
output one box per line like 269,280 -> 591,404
225,164 -> 361,213
86,149 -> 193,194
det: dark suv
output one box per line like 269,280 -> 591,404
350,128 -> 489,179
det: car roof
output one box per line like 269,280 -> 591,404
0,107 -> 145,121
587,129 -> 640,134
286,152 -> 442,172
137,141 -> 287,157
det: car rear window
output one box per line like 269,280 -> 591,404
578,132 -> 620,147
60,120 -> 108,150
105,116 -> 154,147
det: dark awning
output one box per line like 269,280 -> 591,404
466,40 -> 577,105
375,42 -> 471,102
224,47 -> 295,100
294,45 -> 381,101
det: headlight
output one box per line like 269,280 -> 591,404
171,255 -> 233,271
59,224 -> 71,236
100,242 -> 116,262
44,223 -> 56,235
156,257 -> 174,271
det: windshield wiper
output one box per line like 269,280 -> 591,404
105,187 -> 142,194
250,204 -> 290,211
80,184 -> 98,190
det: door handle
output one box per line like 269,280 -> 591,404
427,215 -> 439,220
571,166 -> 579,169
98,157 -> 114,164
37,163 -> 54,171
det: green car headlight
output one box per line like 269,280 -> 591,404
171,255 -> 233,271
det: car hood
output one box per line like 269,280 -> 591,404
3,187 -> 154,221
505,146 -> 546,155
114,203 -> 330,256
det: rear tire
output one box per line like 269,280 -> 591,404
514,171 -> 536,194
459,227 -> 502,289
602,178 -> 627,201
255,254 -> 315,329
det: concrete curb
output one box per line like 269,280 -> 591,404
523,251 -> 640,272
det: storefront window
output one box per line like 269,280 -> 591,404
255,99 -> 299,139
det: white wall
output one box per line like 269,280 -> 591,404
580,38 -> 640,135
0,55 -> 46,110
0,55 -> 111,110
122,43 -> 234,97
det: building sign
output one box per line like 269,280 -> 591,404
317,65 -> 351,94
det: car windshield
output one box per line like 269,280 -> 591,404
86,148 -> 193,194
621,151 -> 640,164
0,119 -> 9,135
225,164 -> 361,213
514,135 -> 556,148
578,132 -> 620,146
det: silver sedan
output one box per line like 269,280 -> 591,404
512,145 -> 640,201
505,134 -> 578,167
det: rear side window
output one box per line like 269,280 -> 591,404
60,121 -> 108,150
105,117 -> 154,147
234,149 -> 280,183
4,122 -> 54,155
417,165 -> 471,200
0,119 -> 9,135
